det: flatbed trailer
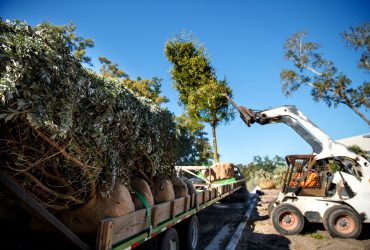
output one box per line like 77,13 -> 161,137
0,167 -> 246,250
99,179 -> 244,250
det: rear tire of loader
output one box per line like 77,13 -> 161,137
323,205 -> 362,239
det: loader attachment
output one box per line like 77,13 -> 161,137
223,94 -> 256,127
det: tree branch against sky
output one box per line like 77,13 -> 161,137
280,23 -> 370,126
98,56 -> 169,105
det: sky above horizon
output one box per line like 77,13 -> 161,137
1,0 -> 369,165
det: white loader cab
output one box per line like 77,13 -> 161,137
224,95 -> 370,238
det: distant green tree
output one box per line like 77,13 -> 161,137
280,23 -> 370,126
39,22 -> 94,65
175,114 -> 212,166
165,35 -> 234,162
251,155 -> 286,172
242,155 -> 285,182
98,56 -> 168,105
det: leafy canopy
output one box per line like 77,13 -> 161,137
187,79 -> 234,126
164,36 -> 214,105
280,23 -> 370,125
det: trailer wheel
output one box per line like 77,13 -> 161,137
178,215 -> 199,250
272,203 -> 304,235
323,205 -> 362,239
160,228 -> 179,250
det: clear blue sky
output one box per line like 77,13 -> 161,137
1,0 -> 369,164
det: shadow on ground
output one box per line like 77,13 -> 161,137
236,196 -> 291,250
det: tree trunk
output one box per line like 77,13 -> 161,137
342,92 -> 370,126
211,122 -> 219,163
347,103 -> 370,126
351,107 -> 370,126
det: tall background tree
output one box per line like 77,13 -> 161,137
165,35 -> 235,162
280,23 -> 369,125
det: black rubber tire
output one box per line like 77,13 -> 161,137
272,203 -> 305,235
159,228 -> 179,250
268,198 -> 277,217
323,205 -> 362,239
323,205 -> 338,233
178,215 -> 199,250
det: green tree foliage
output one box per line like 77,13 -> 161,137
0,20 -> 175,208
187,79 -> 234,162
39,21 -> 94,65
342,23 -> 370,71
165,35 -> 235,162
280,23 -> 370,125
240,156 -> 287,188
98,56 -> 168,105
164,36 -> 214,105
175,114 -> 212,166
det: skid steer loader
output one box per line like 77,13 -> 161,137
224,95 -> 370,238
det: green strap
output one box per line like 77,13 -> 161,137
135,191 -> 152,235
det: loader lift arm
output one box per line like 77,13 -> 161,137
223,95 -> 370,239
223,94 -> 365,162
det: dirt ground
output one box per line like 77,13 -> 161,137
237,189 -> 370,250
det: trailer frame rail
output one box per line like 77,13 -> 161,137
97,180 -> 244,250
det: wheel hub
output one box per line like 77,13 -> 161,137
279,212 -> 296,229
334,215 -> 354,234
283,215 -> 293,224
338,218 -> 349,228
